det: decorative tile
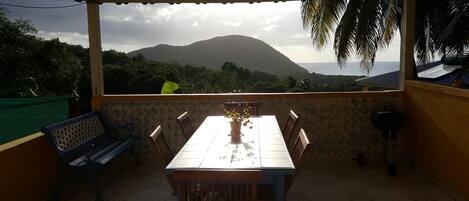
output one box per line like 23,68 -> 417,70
102,95 -> 402,159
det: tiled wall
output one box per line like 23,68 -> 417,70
101,93 -> 402,160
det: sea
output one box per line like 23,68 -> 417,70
299,61 -> 399,76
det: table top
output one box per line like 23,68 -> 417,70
166,115 -> 295,171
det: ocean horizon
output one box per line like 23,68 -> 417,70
299,61 -> 399,76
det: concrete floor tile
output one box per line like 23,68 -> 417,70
59,160 -> 461,201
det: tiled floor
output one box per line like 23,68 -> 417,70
61,159 -> 463,201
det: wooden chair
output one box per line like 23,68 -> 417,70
177,112 -> 196,139
149,125 -> 176,194
223,101 -> 260,116
172,171 -> 262,201
258,129 -> 310,201
285,129 -> 311,193
281,110 -> 299,149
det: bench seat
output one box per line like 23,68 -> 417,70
41,111 -> 139,201
69,137 -> 137,167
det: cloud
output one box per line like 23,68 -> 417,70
102,15 -> 133,22
156,7 -> 180,18
260,15 -> 284,25
222,20 -> 243,27
6,1 -> 400,63
273,44 -> 336,63
262,24 -> 279,32
36,31 -> 89,46
289,33 -> 309,39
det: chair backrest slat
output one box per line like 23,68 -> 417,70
286,129 -> 311,194
282,110 -> 300,148
177,111 -> 196,139
149,125 -> 173,167
172,171 -> 262,201
149,125 -> 176,194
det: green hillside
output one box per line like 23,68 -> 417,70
128,35 -> 309,78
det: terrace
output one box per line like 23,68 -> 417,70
1,0 -> 468,201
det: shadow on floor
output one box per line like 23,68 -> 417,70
60,159 -> 463,201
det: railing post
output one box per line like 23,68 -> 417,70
399,0 -> 416,90
87,2 -> 104,102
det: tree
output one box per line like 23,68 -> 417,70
0,7 -> 39,96
250,82 -> 287,93
103,50 -> 131,65
286,76 -> 297,89
301,0 -> 469,74
103,64 -> 133,94
0,8 -> 82,97
33,39 -> 82,96
127,72 -> 165,94
0,5 -> 377,98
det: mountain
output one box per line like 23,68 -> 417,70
127,35 -> 309,77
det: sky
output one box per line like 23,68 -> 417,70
4,0 -> 401,63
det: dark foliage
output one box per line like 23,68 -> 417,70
0,8 -> 81,97
0,6 -> 366,107
302,0 -> 469,73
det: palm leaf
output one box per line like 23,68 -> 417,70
354,0 -> 383,73
301,0 -> 346,49
439,0 -> 469,56
414,0 -> 446,64
333,0 -> 362,66
303,0 -> 469,73
380,0 -> 398,48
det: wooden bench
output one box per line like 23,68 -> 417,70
41,111 -> 139,201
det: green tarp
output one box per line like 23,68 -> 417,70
0,97 -> 69,144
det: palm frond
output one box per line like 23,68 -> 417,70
415,0 -> 447,64
301,0 -> 346,49
414,1 -> 430,64
439,0 -> 469,56
303,0 -> 469,73
354,0 -> 382,73
380,0 -> 398,48
333,0 -> 362,66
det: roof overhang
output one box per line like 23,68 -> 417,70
355,72 -> 400,89
417,64 -> 462,79
83,0 -> 297,4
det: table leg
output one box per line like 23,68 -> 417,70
274,174 -> 286,201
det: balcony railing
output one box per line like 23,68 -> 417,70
97,91 -> 403,159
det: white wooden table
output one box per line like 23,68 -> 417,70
166,115 -> 295,201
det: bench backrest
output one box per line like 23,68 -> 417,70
41,112 -> 109,163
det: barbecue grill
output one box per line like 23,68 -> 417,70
372,107 -> 406,176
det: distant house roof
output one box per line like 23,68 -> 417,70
356,71 -> 401,88
356,60 -> 468,88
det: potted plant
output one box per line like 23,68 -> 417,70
222,104 -> 252,142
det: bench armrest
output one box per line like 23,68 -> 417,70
79,143 -> 96,162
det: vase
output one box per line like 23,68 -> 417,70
230,120 -> 241,142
